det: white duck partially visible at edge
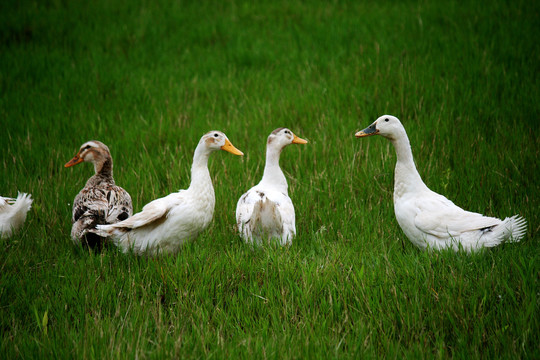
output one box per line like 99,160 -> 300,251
93,131 -> 243,256
355,115 -> 527,252
0,193 -> 32,238
236,128 -> 307,245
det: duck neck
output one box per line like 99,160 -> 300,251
391,134 -> 427,196
260,145 -> 288,193
188,143 -> 215,197
89,157 -> 114,186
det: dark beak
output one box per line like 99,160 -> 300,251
355,123 -> 379,137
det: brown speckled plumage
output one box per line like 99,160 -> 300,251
65,141 -> 133,249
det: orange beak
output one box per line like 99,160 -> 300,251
292,134 -> 308,144
221,139 -> 244,156
64,153 -> 84,167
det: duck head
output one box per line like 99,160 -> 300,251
355,115 -> 406,141
65,141 -> 112,171
267,128 -> 308,149
202,131 -> 244,155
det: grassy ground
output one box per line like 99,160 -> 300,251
1,0 -> 539,358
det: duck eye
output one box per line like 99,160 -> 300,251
385,118 -> 389,122
214,133 -> 218,138
285,130 -> 290,134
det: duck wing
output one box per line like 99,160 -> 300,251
236,189 -> 259,227
100,192 -> 183,232
236,188 -> 295,243
72,187 -> 109,224
413,193 -> 501,238
104,185 -> 133,223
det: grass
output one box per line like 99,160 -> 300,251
1,0 -> 539,358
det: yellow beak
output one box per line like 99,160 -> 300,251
292,134 -> 308,144
221,139 -> 244,156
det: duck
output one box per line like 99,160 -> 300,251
0,193 -> 33,238
355,115 -> 527,252
236,128 -> 308,245
93,131 -> 243,256
65,140 -> 133,249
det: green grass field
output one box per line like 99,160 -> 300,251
1,0 -> 539,358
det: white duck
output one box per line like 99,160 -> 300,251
355,115 -> 527,252
236,128 -> 307,245
93,131 -> 243,256
0,193 -> 33,238
65,141 -> 133,248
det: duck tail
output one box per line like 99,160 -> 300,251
13,192 -> 33,216
483,215 -> 527,247
504,215 -> 528,242
0,192 -> 32,237
92,223 -> 128,238
250,199 -> 283,240
9,192 -> 32,228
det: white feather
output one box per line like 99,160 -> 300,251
356,115 -> 527,252
0,192 -> 32,238
236,128 -> 307,246
94,131 -> 243,255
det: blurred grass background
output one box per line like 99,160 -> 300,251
1,0 -> 538,358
